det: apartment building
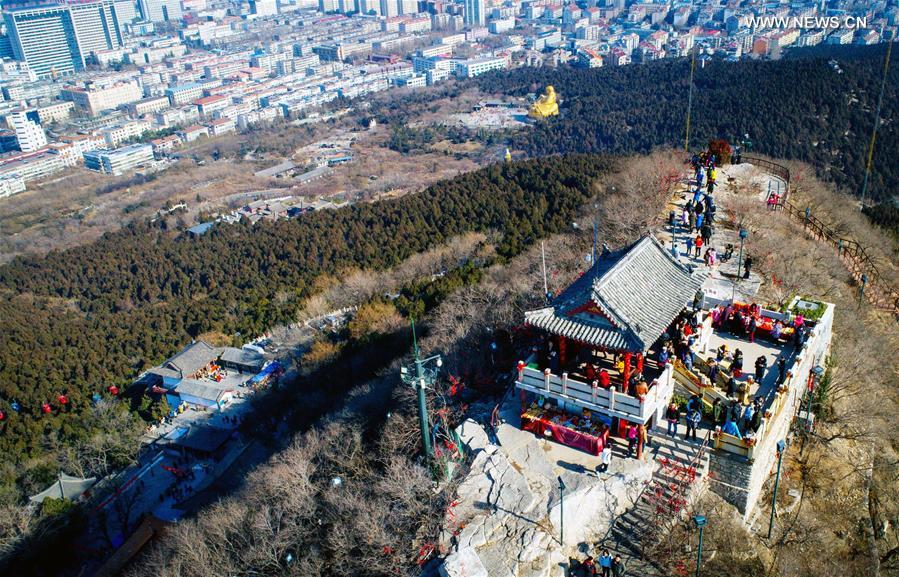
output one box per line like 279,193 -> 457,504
84,143 -> 154,175
62,81 -> 143,116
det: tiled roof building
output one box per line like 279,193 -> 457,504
525,235 -> 706,353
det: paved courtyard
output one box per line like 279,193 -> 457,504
702,330 -> 791,402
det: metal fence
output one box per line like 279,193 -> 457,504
742,155 -> 898,315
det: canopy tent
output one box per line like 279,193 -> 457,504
29,473 -> 97,504
247,360 -> 281,385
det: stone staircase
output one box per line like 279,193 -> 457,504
595,427 -> 711,576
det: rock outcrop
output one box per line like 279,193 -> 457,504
439,421 -> 652,577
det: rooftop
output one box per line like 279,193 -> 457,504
175,379 -> 235,403
165,340 -> 218,378
525,235 -> 706,352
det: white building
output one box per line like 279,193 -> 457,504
398,0 -> 417,15
84,143 -> 154,175
319,0 -> 339,12
249,0 -> 278,16
165,83 -> 204,106
99,119 -> 151,147
488,17 -> 515,34
454,55 -> 508,77
9,111 -> 47,152
62,81 -> 144,116
36,101 -> 75,124
207,116 -> 236,136
57,133 -> 106,159
0,149 -> 67,184
0,173 -> 27,198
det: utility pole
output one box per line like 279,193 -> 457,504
731,228 -> 748,303
860,36 -> 892,208
557,476 -> 566,545
767,440 -> 786,539
541,241 -> 548,300
684,46 -> 697,153
400,319 -> 443,461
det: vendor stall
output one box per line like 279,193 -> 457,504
711,302 -> 796,341
521,402 -> 610,455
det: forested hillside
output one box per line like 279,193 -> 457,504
0,155 -> 614,497
476,44 -> 897,202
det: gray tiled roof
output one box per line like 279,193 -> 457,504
525,235 -> 707,352
525,306 -> 635,350
173,427 -> 232,452
164,341 -> 219,378
218,347 -> 264,370
175,378 -> 234,403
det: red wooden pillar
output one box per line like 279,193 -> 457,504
636,352 -> 644,375
636,424 -> 644,460
622,351 -> 632,389
558,336 -> 567,368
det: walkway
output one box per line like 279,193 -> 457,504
655,162 -> 780,303
595,425 -> 711,577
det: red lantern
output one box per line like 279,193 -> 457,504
58,395 -> 69,405
108,385 -> 119,396
0,410 -> 5,421
41,403 -> 52,414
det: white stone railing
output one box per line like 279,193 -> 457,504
515,355 -> 673,425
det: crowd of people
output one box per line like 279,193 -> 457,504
678,153 -> 725,268
709,302 -> 809,349
656,308 -> 702,374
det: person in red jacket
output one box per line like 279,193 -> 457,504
598,369 -> 611,388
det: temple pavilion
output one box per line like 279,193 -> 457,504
516,235 -> 708,432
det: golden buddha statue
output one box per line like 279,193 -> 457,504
529,85 -> 560,119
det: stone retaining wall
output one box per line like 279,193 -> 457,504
708,302 -> 834,521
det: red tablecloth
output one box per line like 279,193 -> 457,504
521,413 -> 604,456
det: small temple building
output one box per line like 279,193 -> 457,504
515,235 -> 707,451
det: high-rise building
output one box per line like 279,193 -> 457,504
463,0 -> 484,27
69,0 -> 124,55
9,110 -> 47,152
112,0 -> 139,23
138,0 -> 183,22
397,0 -> 417,15
318,0 -> 338,12
358,0 -> 379,14
4,5 -> 84,78
249,0 -> 278,16
4,0 -> 126,78
379,0 -> 397,17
